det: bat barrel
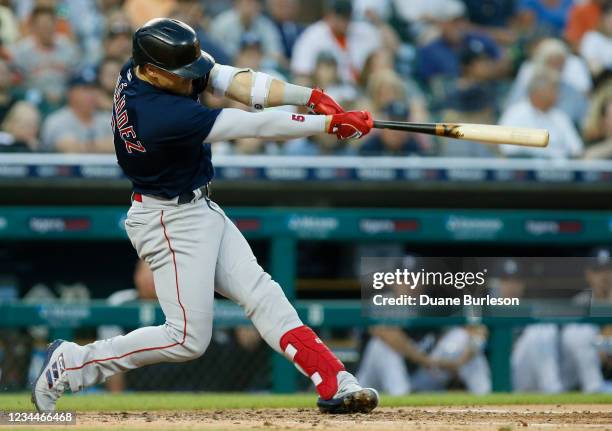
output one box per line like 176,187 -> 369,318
373,121 -> 549,148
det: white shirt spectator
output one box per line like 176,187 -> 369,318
291,21 -> 381,83
210,8 -> 283,61
580,30 -> 612,74
499,100 -> 583,159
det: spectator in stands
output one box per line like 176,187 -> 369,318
311,53 -> 358,107
463,0 -> 519,45
62,0 -> 117,68
440,87 -> 499,158
358,49 -> 393,90
415,0 -> 508,89
291,0 -> 382,85
359,101 -> 428,156
0,59 -> 18,124
9,6 -> 79,112
583,91 -> 612,159
98,259 -> 156,393
565,0 -> 605,50
385,0 -> 449,44
210,0 -> 284,65
438,41 -> 500,158
266,0 -> 303,59
123,0 -> 177,29
96,57 -> 123,113
516,0 -> 574,37
103,18 -> 133,63
41,72 -> 113,153
351,0 -> 401,54
499,67 -> 583,159
234,32 -> 275,74
365,69 -> 430,130
0,101 -> 41,152
0,2 -> 18,47
170,0 -> 231,66
505,38 -> 591,125
580,4 -> 612,78
463,0 -> 518,28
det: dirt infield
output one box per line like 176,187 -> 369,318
66,405 -> 612,430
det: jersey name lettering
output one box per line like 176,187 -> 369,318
112,81 -> 146,154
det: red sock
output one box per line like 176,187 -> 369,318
280,325 -> 345,400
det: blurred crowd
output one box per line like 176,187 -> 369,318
0,0 -> 611,158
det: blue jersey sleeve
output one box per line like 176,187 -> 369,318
162,99 -> 222,145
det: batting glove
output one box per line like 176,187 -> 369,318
307,88 -> 345,115
328,111 -> 373,140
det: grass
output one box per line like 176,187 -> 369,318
1,392 -> 611,412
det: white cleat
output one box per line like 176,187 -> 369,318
31,340 -> 70,412
316,371 -> 379,414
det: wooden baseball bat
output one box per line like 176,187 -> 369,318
373,121 -> 549,148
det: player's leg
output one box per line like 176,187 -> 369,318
530,324 -> 563,393
357,337 -> 411,395
209,200 -> 378,413
561,324 -> 605,392
435,327 -> 491,395
32,200 -> 223,412
512,324 -> 562,393
511,328 -> 536,392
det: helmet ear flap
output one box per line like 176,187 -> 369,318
192,75 -> 208,95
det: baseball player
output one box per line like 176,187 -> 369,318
357,256 -> 490,395
560,249 -> 612,393
32,18 -> 377,413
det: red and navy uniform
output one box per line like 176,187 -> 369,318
112,60 -> 221,199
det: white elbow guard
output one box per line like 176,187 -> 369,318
210,64 -> 249,97
250,72 -> 273,111
210,64 -> 274,111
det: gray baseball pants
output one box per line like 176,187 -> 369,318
63,194 -> 303,391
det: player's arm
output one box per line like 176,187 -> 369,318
206,64 -> 344,114
206,108 -> 372,142
369,326 -> 433,367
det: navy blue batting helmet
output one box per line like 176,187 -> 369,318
132,18 -> 215,80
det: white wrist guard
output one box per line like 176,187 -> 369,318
282,83 -> 312,106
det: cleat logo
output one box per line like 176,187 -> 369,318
46,354 -> 67,389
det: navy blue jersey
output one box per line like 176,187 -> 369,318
112,60 -> 221,198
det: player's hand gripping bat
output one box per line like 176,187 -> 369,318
373,121 -> 549,148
